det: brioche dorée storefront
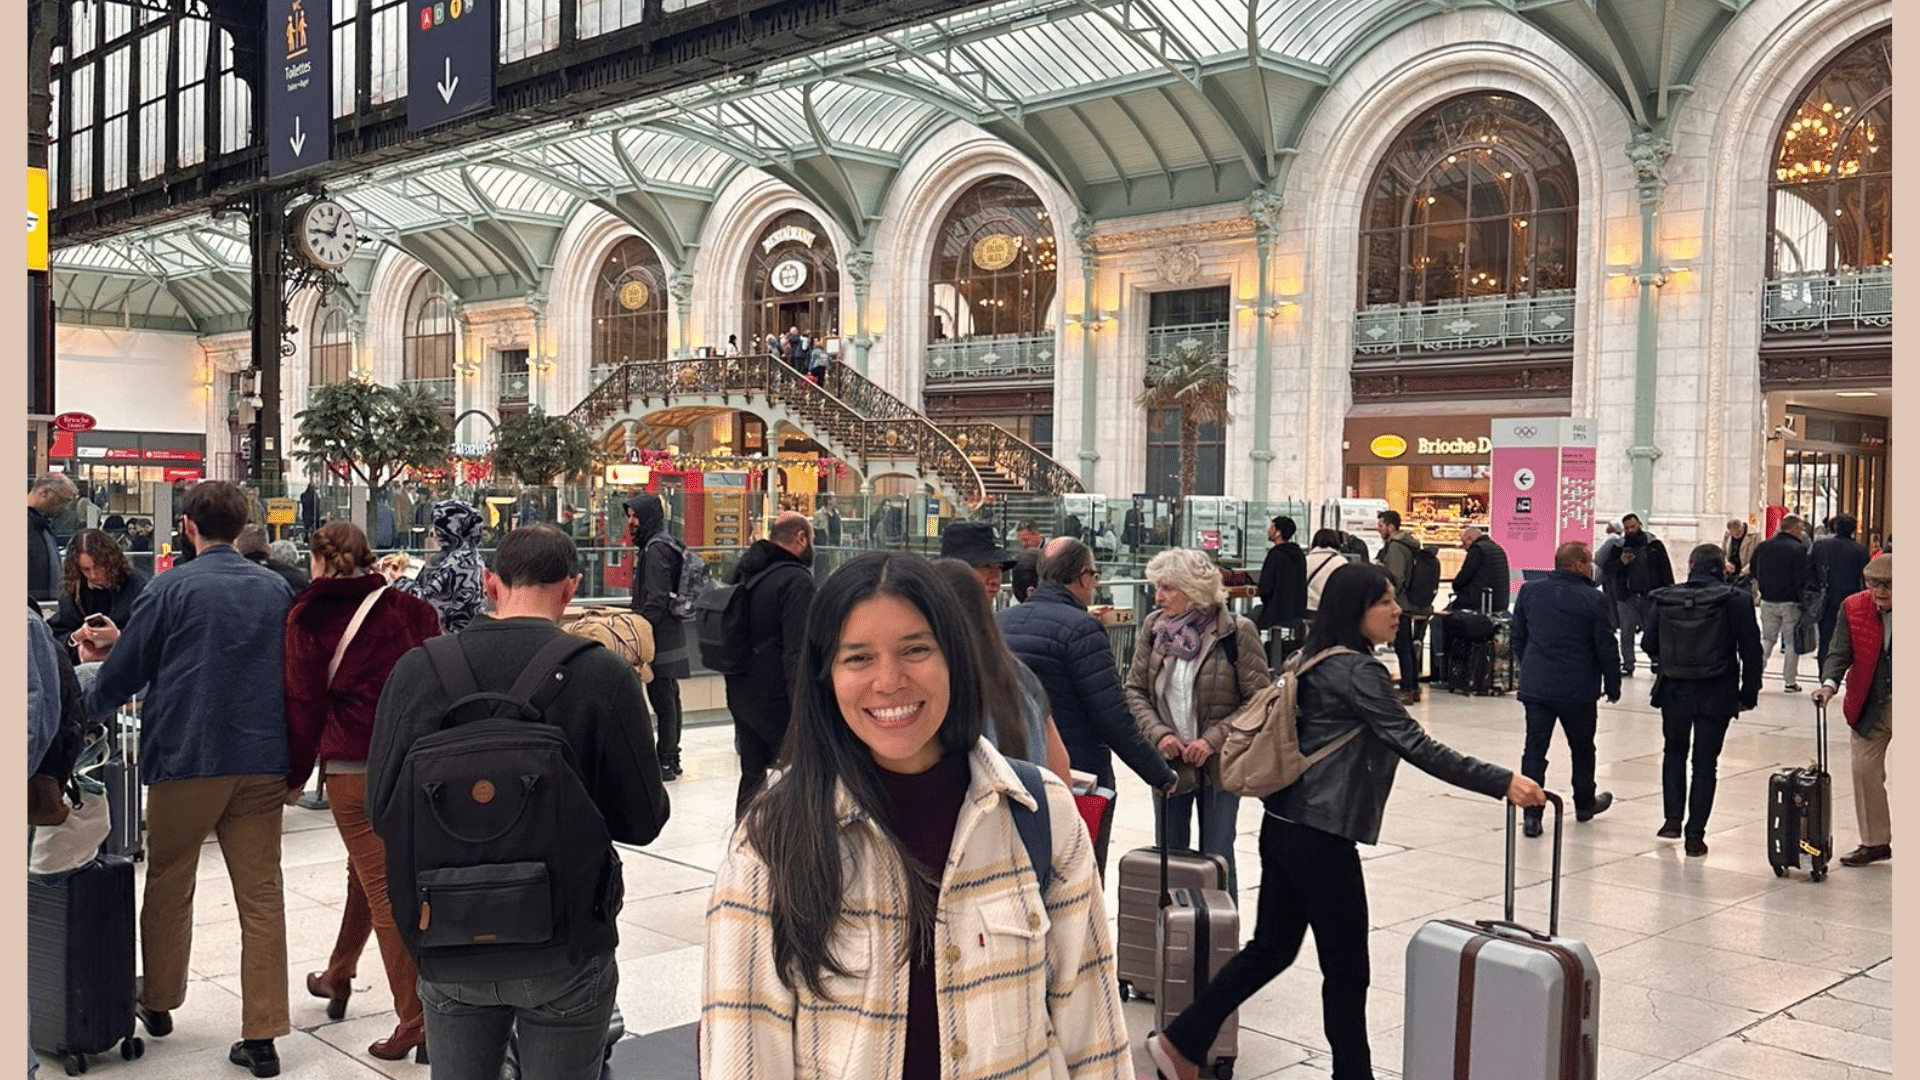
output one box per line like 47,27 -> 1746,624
1342,413 -> 1565,549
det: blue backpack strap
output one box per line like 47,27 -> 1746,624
1006,757 -> 1053,896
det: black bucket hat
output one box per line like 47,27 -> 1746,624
940,520 -> 1015,570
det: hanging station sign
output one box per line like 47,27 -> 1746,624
265,0 -> 332,178
408,0 -> 496,131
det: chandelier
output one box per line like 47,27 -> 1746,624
1775,101 -> 1880,183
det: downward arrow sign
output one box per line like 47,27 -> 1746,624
289,116 -> 306,157
437,58 -> 459,104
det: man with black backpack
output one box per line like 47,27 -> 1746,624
626,493 -> 692,779
369,524 -> 669,1079
1598,513 -> 1675,677
1640,543 -> 1762,857
1375,510 -> 1437,705
705,511 -> 816,819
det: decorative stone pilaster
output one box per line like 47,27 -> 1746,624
668,269 -> 695,358
1071,215 -> 1101,489
1624,131 -> 1672,520
1246,186 -> 1284,501
845,244 -> 875,375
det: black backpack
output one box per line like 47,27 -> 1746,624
1397,535 -> 1442,608
380,634 -> 622,980
647,535 -> 712,621
1650,584 -> 1738,680
694,563 -> 800,675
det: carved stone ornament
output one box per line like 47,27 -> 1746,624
667,269 -> 696,306
844,246 -> 875,287
1625,132 -> 1673,184
1071,216 -> 1099,260
209,350 -> 253,375
1095,217 -> 1257,254
1155,245 -> 1202,285
1245,187 -> 1284,236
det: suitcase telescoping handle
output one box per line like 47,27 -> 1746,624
1501,791 -> 1564,937
1157,787 -> 1171,908
1814,701 -> 1828,775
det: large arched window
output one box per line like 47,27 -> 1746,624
745,210 -> 839,350
1769,30 -> 1891,276
402,274 -> 455,388
591,237 -> 668,381
928,178 -> 1057,342
1359,93 -> 1578,307
309,301 -> 352,387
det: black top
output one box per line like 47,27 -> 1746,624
1256,541 -> 1308,627
1748,533 -> 1809,604
877,751 -> 969,1080
48,568 -> 152,664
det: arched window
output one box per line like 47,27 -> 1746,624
309,301 -> 352,387
1359,93 -> 1578,307
745,210 -> 838,351
1769,30 -> 1891,276
928,178 -> 1057,342
592,237 -> 668,381
402,274 -> 455,386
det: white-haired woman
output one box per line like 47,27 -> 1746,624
1125,547 -> 1272,898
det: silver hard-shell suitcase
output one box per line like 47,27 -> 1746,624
1403,792 -> 1599,1080
1116,843 -> 1228,1000
1156,886 -> 1239,1079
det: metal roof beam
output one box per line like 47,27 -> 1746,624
458,167 -> 550,286
1108,93 -> 1178,200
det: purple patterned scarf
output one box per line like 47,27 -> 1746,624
1150,607 -> 1213,661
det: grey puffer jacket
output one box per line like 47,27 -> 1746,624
1264,651 -> 1512,845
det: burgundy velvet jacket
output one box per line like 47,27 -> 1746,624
284,572 -> 442,788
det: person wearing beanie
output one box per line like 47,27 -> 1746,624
1814,553 -> 1893,867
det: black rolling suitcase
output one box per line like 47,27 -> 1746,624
1767,702 -> 1833,881
100,703 -> 143,861
29,855 -> 145,1074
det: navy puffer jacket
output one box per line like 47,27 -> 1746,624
996,582 -> 1175,789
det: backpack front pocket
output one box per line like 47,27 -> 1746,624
416,862 -> 554,948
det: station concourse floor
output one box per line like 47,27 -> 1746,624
63,668 -> 1892,1080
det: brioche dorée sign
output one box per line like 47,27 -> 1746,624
52,412 -> 96,432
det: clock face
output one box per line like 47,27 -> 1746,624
299,200 -> 359,269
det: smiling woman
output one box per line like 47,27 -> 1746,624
703,550 -> 1133,1080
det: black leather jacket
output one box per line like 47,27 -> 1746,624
1264,652 -> 1512,845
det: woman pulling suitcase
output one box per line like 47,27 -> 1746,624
1149,563 -> 1545,1080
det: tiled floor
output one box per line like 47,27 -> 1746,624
48,670 -> 1892,1079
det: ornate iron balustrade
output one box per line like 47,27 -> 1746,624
946,422 -> 1084,495
401,377 -> 456,405
925,334 -> 1057,380
1353,291 -> 1576,355
1763,267 -> 1894,335
1145,323 -> 1231,379
567,357 -> 986,509
588,365 -> 620,389
499,370 -> 530,402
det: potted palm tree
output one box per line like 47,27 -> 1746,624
1136,337 -> 1235,501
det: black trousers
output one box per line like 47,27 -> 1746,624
1392,614 -> 1420,691
1660,708 -> 1733,838
727,690 -> 789,821
1520,700 -> 1599,818
1816,603 -> 1840,670
1165,816 -> 1372,1080
646,676 -> 683,764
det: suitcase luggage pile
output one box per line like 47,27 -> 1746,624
1767,702 -> 1832,882
29,854 -> 144,1075
1403,792 -> 1599,1080
1115,842 -> 1227,1001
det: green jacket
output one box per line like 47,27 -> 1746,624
1377,530 -> 1428,616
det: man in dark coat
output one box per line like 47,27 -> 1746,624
722,511 -> 815,819
997,537 -> 1176,871
1451,526 -> 1511,614
1255,515 -> 1307,667
1811,513 -> 1872,669
1510,541 -> 1619,837
29,473 -> 78,602
1750,515 -> 1811,691
626,493 -> 688,780
1597,513 -> 1674,677
1640,543 -> 1763,857
235,526 -> 311,595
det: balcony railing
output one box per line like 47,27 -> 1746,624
1145,322 -> 1231,379
401,377 -> 456,405
925,334 -> 1056,379
589,365 -> 620,391
499,370 -> 530,402
1763,267 -> 1893,335
1354,290 -> 1575,356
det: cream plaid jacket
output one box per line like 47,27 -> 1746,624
701,740 -> 1133,1080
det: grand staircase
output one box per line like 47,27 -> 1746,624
567,356 -> 1082,511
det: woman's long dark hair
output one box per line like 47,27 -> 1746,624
63,528 -> 132,601
744,551 -> 991,997
1305,563 -> 1395,656
928,558 -> 1029,760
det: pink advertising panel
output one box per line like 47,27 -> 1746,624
1491,417 -> 1596,599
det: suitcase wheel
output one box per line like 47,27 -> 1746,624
1773,865 -> 1787,878
1117,979 -> 1131,1002
1212,1059 -> 1234,1080
62,1053 -> 85,1076
121,1037 -> 143,1061
1811,867 -> 1827,883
